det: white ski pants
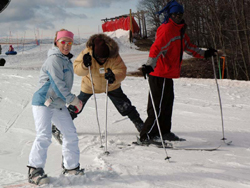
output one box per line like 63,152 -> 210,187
28,106 -> 80,170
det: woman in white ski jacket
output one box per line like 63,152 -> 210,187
27,29 -> 84,186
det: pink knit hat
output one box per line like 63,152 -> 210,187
56,30 -> 74,41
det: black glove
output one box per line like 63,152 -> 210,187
105,68 -> 115,84
204,48 -> 217,58
67,105 -> 78,120
83,52 -> 92,67
141,64 -> 154,79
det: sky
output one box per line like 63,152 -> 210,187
0,0 -> 140,39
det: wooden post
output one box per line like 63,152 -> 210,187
78,27 -> 80,45
221,56 -> 226,79
129,9 -> 133,43
143,12 -> 147,38
129,9 -> 134,33
142,12 -> 145,38
22,31 -> 26,55
137,11 -> 142,38
17,32 -> 19,50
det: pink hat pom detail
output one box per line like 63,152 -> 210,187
56,30 -> 74,41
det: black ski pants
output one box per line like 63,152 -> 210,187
140,75 -> 174,140
70,87 -> 142,125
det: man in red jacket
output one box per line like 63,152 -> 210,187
140,0 -> 217,143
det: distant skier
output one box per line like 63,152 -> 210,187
140,0 -> 218,143
27,29 -> 84,185
8,45 -> 14,52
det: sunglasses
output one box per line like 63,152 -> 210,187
172,12 -> 183,16
57,39 -> 73,46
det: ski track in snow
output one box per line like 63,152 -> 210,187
1,38 -> 250,187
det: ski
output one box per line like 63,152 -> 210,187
3,181 -> 38,188
164,143 -> 221,151
222,139 -> 233,145
132,137 -> 221,151
132,140 -> 173,148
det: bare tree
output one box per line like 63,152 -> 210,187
137,0 -> 250,80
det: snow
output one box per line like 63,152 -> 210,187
0,30 -> 250,188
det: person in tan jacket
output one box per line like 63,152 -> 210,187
72,33 -> 144,132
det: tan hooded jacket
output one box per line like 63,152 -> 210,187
74,34 -> 127,94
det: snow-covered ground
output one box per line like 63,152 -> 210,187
0,30 -> 250,188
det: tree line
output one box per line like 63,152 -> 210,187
137,0 -> 250,80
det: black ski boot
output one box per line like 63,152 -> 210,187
162,132 -> 186,141
132,118 -> 144,132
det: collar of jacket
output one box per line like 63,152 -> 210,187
48,47 -> 73,60
64,53 -> 73,60
168,18 -> 185,28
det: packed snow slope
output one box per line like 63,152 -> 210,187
0,30 -> 250,188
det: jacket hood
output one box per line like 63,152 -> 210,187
47,47 -> 62,57
86,33 -> 119,58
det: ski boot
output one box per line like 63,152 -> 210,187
135,135 -> 150,146
62,165 -> 85,176
27,166 -> 49,185
162,132 -> 186,141
52,124 -> 63,145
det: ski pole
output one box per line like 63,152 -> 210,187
104,79 -> 110,155
88,66 -> 103,148
147,76 -> 171,161
211,56 -> 231,145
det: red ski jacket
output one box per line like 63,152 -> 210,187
147,18 -> 205,78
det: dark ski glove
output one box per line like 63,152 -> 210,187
141,64 -> 154,79
83,52 -> 92,67
204,48 -> 217,58
105,68 -> 115,84
68,105 -> 78,120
